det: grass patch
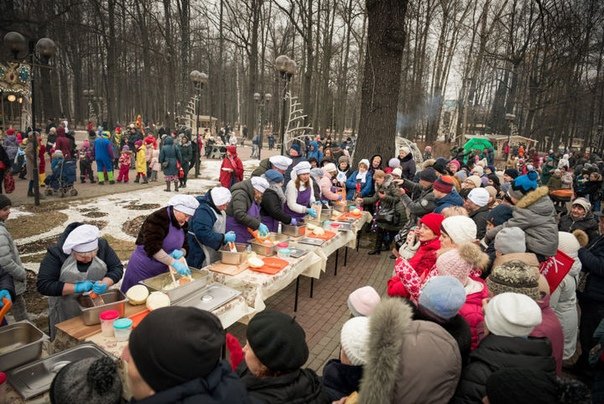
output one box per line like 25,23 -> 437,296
7,211 -> 68,239
21,252 -> 47,263
103,234 -> 135,261
122,215 -> 147,238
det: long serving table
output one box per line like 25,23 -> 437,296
53,211 -> 372,351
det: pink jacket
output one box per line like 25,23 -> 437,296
461,277 -> 489,350
318,174 -> 342,201
531,295 -> 564,375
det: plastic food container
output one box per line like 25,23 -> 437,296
276,242 -> 289,249
99,310 -> 120,337
277,248 -> 291,258
113,318 -> 133,342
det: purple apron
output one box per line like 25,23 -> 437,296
261,214 -> 279,233
226,201 -> 260,243
283,187 -> 311,220
121,207 -> 185,292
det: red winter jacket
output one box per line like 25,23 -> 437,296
531,295 -> 564,375
460,277 -> 489,350
219,155 -> 244,188
387,238 -> 440,298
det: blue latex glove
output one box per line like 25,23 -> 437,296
258,223 -> 269,237
224,231 -> 236,244
0,290 -> 11,306
92,281 -> 108,294
170,249 -> 184,259
306,208 -> 318,218
172,260 -> 191,276
74,280 -> 93,294
290,218 -> 298,226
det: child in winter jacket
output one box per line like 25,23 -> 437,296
78,139 -> 95,183
116,146 -> 132,183
322,317 -> 369,401
134,140 -> 148,184
150,148 -> 160,182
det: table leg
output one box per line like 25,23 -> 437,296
334,248 -> 339,276
294,276 -> 300,312
344,247 -> 348,266
356,231 -> 361,252
310,278 -> 314,298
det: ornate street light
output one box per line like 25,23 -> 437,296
3,31 -> 57,206
275,55 -> 296,155
190,70 -> 208,177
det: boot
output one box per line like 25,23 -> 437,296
134,174 -> 140,183
80,177 -> 86,184
108,171 -> 115,184
142,175 -> 148,184
368,233 -> 383,255
174,181 -> 179,192
98,172 -> 105,185
164,181 -> 171,192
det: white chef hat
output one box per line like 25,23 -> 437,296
251,176 -> 270,193
293,161 -> 311,175
62,224 -> 100,254
269,155 -> 293,171
210,187 -> 232,206
167,195 -> 200,216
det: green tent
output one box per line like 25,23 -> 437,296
463,137 -> 493,152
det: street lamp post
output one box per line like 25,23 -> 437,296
253,92 -> 272,160
274,55 -> 296,156
4,32 -> 56,206
83,89 -> 95,122
190,70 -> 208,178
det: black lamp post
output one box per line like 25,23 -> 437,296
190,70 -> 208,178
253,92 -> 272,160
274,55 -> 296,155
505,113 -> 516,161
4,32 -> 56,206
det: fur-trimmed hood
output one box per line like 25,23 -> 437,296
358,299 -> 461,404
514,186 -> 550,209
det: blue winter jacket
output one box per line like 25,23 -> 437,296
307,141 -> 323,163
186,193 -> 225,269
94,135 -> 113,161
434,189 -> 464,213
346,171 -> 374,200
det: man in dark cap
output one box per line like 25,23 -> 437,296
238,310 -> 331,403
122,306 -> 251,403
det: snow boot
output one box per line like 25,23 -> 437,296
164,181 -> 171,192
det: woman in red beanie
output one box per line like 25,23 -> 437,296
219,145 -> 244,188
387,213 -> 444,298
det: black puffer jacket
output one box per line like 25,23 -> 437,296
238,364 -> 330,404
133,361 -> 253,404
361,175 -> 407,231
559,212 -> 599,243
578,235 -> 604,303
452,335 -> 555,403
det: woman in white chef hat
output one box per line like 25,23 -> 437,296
121,195 -> 199,293
37,223 -> 124,339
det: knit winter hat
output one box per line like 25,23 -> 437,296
510,171 -> 539,198
441,216 -> 477,244
323,162 -> 337,173
572,197 -> 591,213
486,204 -> 513,226
121,145 -> 130,152
467,188 -> 490,207
464,175 -> 482,188
419,212 -> 445,236
388,158 -> 401,169
338,155 -> 350,164
485,185 -> 498,200
484,292 -> 542,337
0,195 -> 11,210
419,276 -> 466,321
558,231 -> 580,258
472,166 -> 484,176
264,169 -> 284,184
340,317 -> 371,366
436,243 -> 487,285
503,168 -> 519,179
290,143 -> 301,154
347,286 -> 381,317
392,168 -> 402,177
49,357 -> 122,404
419,167 -> 437,183
433,176 -> 454,193
433,158 -> 449,175
247,310 -> 309,372
487,260 -> 541,301
494,227 -> 526,254
128,306 -> 225,392
448,160 -> 461,171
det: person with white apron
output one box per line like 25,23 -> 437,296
121,195 -> 199,293
187,187 -> 236,268
36,223 -> 124,339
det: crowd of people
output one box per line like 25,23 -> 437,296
3,129 -> 604,402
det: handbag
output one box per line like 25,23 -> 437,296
3,172 -> 15,194
376,206 -> 395,223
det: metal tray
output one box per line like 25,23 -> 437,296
249,233 -> 289,256
77,289 -> 127,326
297,237 -> 326,246
281,223 -> 307,237
175,283 -> 241,312
288,247 -> 310,259
141,268 -> 211,303
0,321 -> 48,371
8,342 -> 110,400
220,243 -> 248,265
331,221 -> 353,231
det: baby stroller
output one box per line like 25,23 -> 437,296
45,159 -> 78,197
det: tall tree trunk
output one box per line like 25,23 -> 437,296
355,0 -> 408,163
